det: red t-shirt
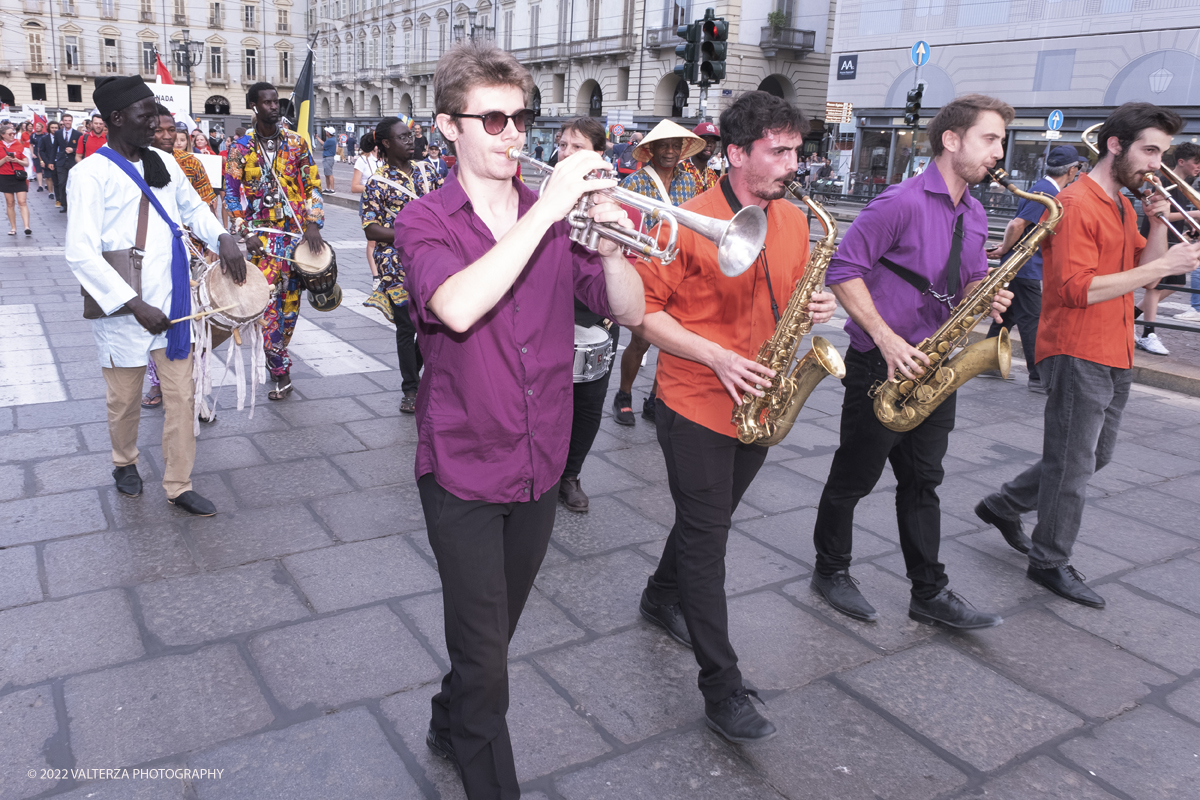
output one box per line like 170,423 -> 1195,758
0,140 -> 26,176
79,132 -> 108,158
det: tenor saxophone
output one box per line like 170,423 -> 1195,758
733,183 -> 846,446
870,167 -> 1062,432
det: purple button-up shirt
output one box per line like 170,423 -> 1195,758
825,162 -> 990,353
396,168 -> 612,503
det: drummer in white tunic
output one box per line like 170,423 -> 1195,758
66,75 -> 247,516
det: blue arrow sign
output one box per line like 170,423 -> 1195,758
911,41 -> 930,67
1046,110 -> 1064,131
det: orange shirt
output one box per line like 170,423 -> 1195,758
636,180 -> 810,438
1037,174 -> 1146,369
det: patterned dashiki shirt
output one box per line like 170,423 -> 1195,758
680,158 -> 720,193
618,162 -> 701,208
359,160 -> 440,320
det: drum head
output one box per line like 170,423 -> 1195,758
206,263 -> 272,324
292,240 -> 334,276
574,324 -> 610,345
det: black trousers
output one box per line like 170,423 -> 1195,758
563,325 -> 619,479
54,166 -> 69,210
986,277 -> 1042,381
646,400 -> 767,704
813,347 -> 954,599
417,474 -> 557,800
392,298 -> 423,395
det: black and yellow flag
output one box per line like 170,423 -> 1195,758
292,47 -> 316,148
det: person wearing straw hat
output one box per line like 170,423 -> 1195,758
614,119 -> 705,425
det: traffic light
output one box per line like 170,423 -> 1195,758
674,23 -> 699,84
904,87 -> 923,126
699,9 -> 729,85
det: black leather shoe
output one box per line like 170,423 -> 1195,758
612,391 -> 635,426
168,490 -> 217,516
909,589 -> 1002,630
425,725 -> 457,766
811,570 -> 879,622
1027,565 -> 1105,608
112,465 -> 143,497
559,476 -> 589,513
975,499 -> 1033,554
705,689 -> 777,744
639,589 -> 692,647
642,394 -> 657,421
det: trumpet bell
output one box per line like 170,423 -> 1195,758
717,205 -> 768,277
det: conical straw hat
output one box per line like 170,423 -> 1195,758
633,118 -> 707,163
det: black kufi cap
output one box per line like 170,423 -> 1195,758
93,75 -> 155,118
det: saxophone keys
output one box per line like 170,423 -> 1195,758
899,380 -> 915,394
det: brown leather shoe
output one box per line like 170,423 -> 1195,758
559,476 -> 589,512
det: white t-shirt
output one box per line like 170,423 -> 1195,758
353,153 -> 380,179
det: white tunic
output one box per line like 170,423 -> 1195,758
65,151 -> 227,368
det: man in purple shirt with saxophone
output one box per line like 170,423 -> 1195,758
810,95 -> 1014,630
395,42 -> 643,800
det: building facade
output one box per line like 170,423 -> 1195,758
0,0 -> 313,128
826,0 -> 1200,191
311,0 -> 837,149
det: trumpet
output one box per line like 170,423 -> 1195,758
1082,123 -> 1200,241
506,147 -> 767,277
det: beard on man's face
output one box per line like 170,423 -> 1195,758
1112,148 -> 1149,194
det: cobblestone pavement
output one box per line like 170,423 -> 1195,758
2,190 -> 1199,800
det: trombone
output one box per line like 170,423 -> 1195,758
507,147 -> 767,277
1082,123 -> 1200,241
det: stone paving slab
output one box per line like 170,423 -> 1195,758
1059,705 -> 1200,800
1,590 -> 143,689
839,642 -> 1083,772
43,527 -> 198,597
741,681 -> 967,800
183,504 -> 334,571
190,708 -> 422,800
249,606 -> 440,711
966,755 -> 1120,799
136,562 -> 312,646
309,484 -> 429,540
0,546 -> 41,611
0,686 -> 58,800
65,644 -> 273,766
0,490 -> 107,547
282,535 -> 441,612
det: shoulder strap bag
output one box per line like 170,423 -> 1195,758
81,194 -> 151,320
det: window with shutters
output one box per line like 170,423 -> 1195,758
280,50 -> 290,82
530,5 -> 539,49
140,0 -> 154,23
102,37 -> 119,73
244,47 -> 257,79
141,41 -> 156,74
210,45 -> 224,77
64,35 -> 80,70
28,30 -> 45,71
244,5 -> 256,31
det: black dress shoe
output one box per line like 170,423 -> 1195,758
1027,565 -> 1105,608
705,689 -> 777,744
909,589 -> 1002,630
559,476 -> 589,513
112,464 -> 143,497
642,394 -> 657,421
811,570 -> 879,622
425,725 -> 457,766
639,589 -> 692,647
975,499 -> 1033,554
168,490 -> 217,516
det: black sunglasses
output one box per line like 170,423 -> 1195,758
451,109 -> 536,135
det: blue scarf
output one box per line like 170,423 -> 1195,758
97,146 -> 191,360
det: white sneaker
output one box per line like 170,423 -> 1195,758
1135,332 -> 1170,355
1172,309 -> 1200,323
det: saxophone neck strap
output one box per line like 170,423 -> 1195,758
879,213 -> 964,310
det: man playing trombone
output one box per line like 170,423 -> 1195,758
977,103 -> 1200,608
633,92 -> 836,744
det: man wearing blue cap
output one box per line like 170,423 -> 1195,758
985,144 -> 1086,393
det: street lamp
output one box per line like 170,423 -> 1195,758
172,28 -> 205,115
453,9 -> 495,43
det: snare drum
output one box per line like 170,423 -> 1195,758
573,324 -> 614,383
291,240 -> 342,312
197,261 -> 273,331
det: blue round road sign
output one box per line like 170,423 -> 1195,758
910,41 -> 931,67
1046,110 -> 1064,131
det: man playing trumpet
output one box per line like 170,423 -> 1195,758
634,92 -> 836,744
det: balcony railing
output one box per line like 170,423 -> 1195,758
139,10 -> 155,22
244,19 -> 258,32
407,59 -> 439,76
25,62 -> 51,75
206,71 -> 229,84
759,26 -> 816,59
510,42 -> 565,63
643,25 -> 678,54
277,23 -> 290,34
384,64 -> 407,79
567,34 -> 634,59
174,13 -> 187,24
209,15 -> 223,28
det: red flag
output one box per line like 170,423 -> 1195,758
155,52 -> 174,85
